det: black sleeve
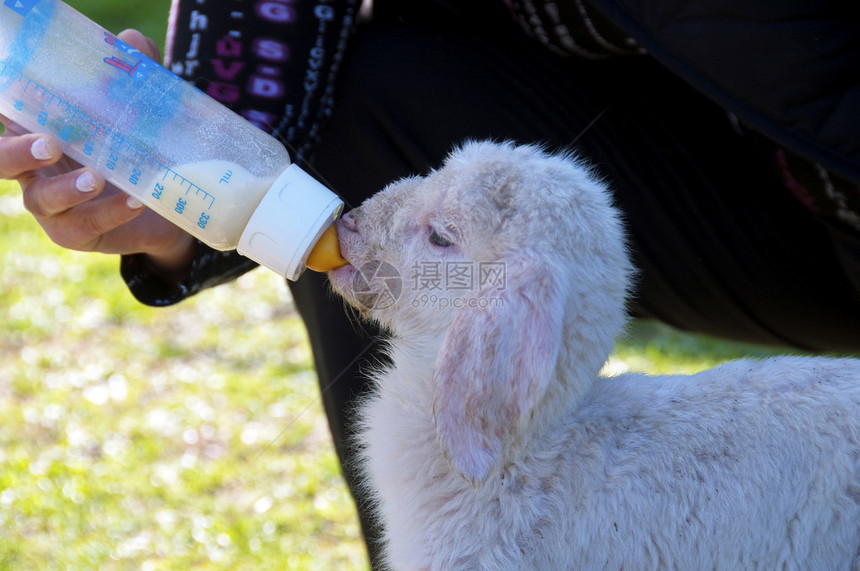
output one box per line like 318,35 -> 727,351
122,0 -> 361,307
120,244 -> 257,307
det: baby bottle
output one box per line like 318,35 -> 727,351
0,0 -> 347,280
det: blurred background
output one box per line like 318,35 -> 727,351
0,1 -> 811,570
70,0 -> 173,51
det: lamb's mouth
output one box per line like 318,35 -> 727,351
330,260 -> 403,313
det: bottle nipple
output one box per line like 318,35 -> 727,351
306,224 -> 348,272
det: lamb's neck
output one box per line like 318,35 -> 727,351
382,335 -> 440,400
389,333 -> 440,364
553,347 -> 604,403
519,346 -> 608,445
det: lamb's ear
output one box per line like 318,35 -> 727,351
432,264 -> 564,485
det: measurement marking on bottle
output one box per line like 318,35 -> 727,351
1,58 -> 217,215
161,170 -> 216,210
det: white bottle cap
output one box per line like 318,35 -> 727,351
238,164 -> 344,281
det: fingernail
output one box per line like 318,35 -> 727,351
126,196 -> 144,209
30,137 -> 53,161
75,171 -> 97,193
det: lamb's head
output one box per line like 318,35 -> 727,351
329,141 -> 632,483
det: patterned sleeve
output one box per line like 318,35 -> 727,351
505,0 -> 644,59
122,0 -> 361,307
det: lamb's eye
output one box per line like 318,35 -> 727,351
429,230 -> 454,248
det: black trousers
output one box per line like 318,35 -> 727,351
288,2 -> 860,566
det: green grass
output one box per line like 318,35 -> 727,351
0,180 -> 366,569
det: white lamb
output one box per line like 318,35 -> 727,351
327,141 -> 860,570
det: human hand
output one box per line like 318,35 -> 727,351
0,29 -> 196,274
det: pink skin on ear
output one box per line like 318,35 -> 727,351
432,267 -> 563,485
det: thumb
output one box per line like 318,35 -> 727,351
116,29 -> 161,63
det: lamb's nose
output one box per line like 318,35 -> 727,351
339,210 -> 358,232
